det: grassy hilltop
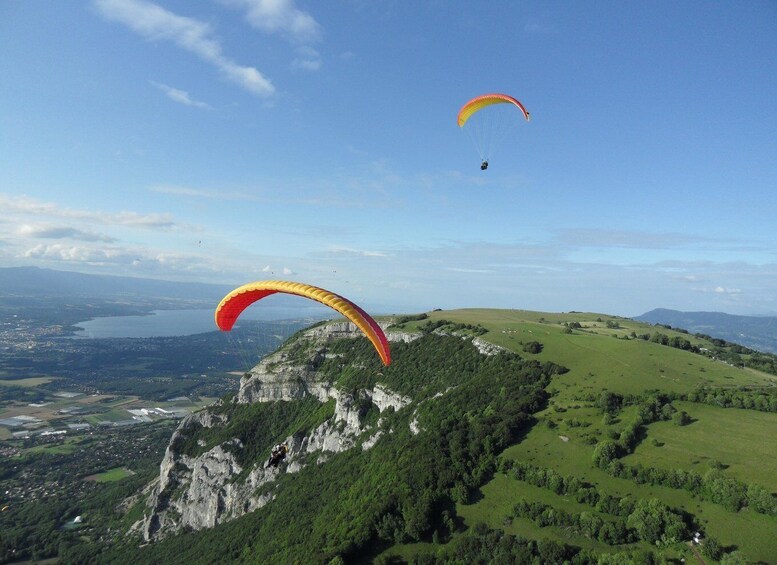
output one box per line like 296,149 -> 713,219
389,309 -> 777,564
91,309 -> 777,565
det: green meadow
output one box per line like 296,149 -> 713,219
625,401 -> 777,491
397,309 -> 777,563
0,377 -> 56,387
27,440 -> 80,455
85,467 -> 135,483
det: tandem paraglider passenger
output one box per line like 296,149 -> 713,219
268,443 -> 288,468
480,160 -> 488,170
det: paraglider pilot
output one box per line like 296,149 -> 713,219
268,442 -> 288,468
480,160 -> 488,170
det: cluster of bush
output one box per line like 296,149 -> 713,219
583,384 -> 777,416
379,524 -> 598,565
511,498 -> 688,547
581,390 -> 777,518
686,385 -> 777,413
500,460 -> 688,546
603,461 -> 777,516
418,319 -> 488,336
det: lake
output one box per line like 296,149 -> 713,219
72,307 -> 330,339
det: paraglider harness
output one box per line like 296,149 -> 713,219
267,443 -> 288,468
480,160 -> 488,170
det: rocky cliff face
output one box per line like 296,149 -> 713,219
136,321 -> 412,542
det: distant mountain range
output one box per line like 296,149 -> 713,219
634,308 -> 777,354
0,267 -> 327,316
0,266 -> 229,302
5,269 -> 776,355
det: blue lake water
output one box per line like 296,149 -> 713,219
72,307 -> 330,339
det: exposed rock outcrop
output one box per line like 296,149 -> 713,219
136,321 -> 411,542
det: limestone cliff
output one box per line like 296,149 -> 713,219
136,321 -> 412,542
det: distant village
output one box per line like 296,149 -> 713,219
0,390 -> 194,441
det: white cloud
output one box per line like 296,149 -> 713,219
445,267 -> 495,274
23,243 -> 136,264
150,184 -> 256,201
259,264 -> 292,275
223,0 -> 322,43
17,224 -> 116,243
94,0 -> 275,97
714,286 -> 742,295
151,82 -> 210,108
321,246 -> 388,258
1,194 -> 188,231
19,242 -> 225,277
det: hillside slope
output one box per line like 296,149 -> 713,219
87,310 -> 777,565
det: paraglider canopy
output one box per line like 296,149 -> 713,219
457,93 -> 530,168
215,280 -> 391,366
457,93 -> 530,127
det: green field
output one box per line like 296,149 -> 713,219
0,377 -> 55,387
625,401 -> 777,491
27,440 -> 79,455
85,467 -> 135,483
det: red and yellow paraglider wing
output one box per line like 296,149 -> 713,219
214,280 -> 391,366
457,93 -> 530,127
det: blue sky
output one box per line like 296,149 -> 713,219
2,1 -> 776,316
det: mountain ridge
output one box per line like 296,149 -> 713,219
0,266 -> 230,301
88,309 -> 777,564
634,307 -> 777,354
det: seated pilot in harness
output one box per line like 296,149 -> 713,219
267,442 -> 288,468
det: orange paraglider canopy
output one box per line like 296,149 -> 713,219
457,93 -> 530,127
215,280 -> 391,366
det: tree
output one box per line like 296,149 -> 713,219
650,332 -> 669,345
720,551 -> 752,565
598,391 -> 623,415
592,441 -> 620,469
746,483 -> 777,515
522,341 -> 543,354
701,536 -> 723,560
626,498 -> 687,545
672,410 -> 691,426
